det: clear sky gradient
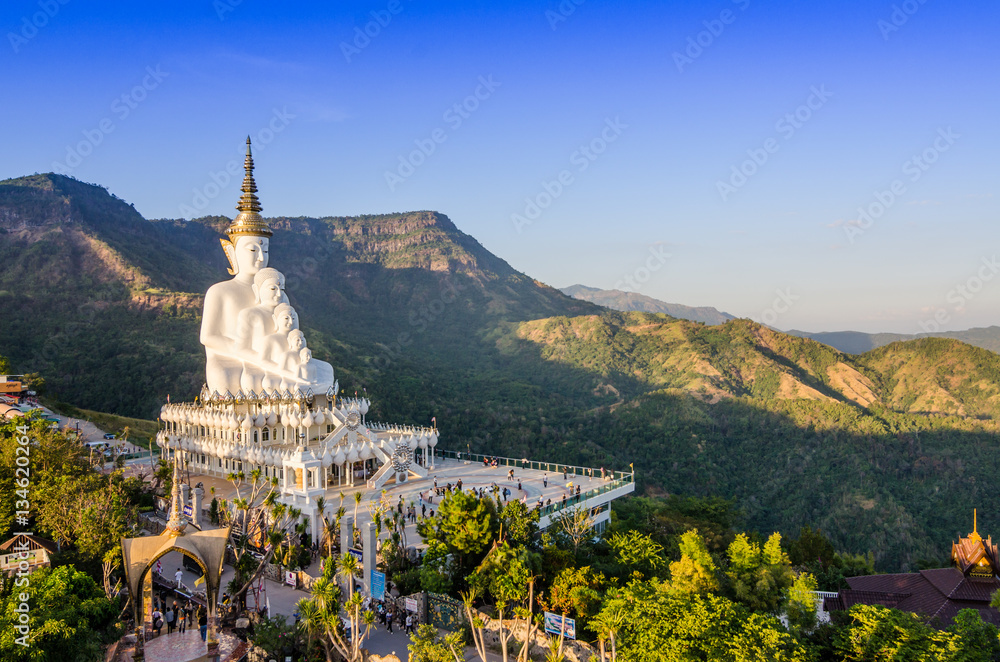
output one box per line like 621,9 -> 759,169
2,0 -> 998,333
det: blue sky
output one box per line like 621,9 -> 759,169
2,0 -> 998,333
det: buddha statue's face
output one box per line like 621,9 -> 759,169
289,332 -> 305,351
256,277 -> 283,308
274,308 -> 299,334
234,236 -> 269,276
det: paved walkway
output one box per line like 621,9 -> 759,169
136,629 -> 242,662
40,406 -> 151,474
185,456 -> 614,553
40,406 -> 108,445
154,550 -> 419,660
252,573 -> 421,660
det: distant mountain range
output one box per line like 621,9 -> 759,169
787,327 -> 1000,355
561,284 -> 735,325
561,284 -> 1000,356
5,172 -> 1000,571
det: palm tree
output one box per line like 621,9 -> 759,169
339,551 -> 360,601
315,496 -> 328,553
297,552 -> 374,662
592,600 -> 626,662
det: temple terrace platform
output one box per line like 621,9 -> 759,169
189,450 -> 635,545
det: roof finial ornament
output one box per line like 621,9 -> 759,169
236,136 -> 262,215
226,136 -> 270,237
220,137 -> 272,274
165,443 -> 189,536
970,508 -> 982,543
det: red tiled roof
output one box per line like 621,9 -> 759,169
833,568 -> 1000,628
951,577 -> 1000,602
933,600 -> 1000,628
919,568 -> 965,597
838,590 -> 910,610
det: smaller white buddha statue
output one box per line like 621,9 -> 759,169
233,267 -> 287,391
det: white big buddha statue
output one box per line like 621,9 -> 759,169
200,137 -> 334,395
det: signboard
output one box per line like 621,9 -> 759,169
405,597 -> 418,613
348,548 -> 363,563
183,505 -> 193,517
285,571 -> 296,587
371,570 -> 386,600
543,612 -> 576,639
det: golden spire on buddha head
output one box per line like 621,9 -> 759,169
220,137 -> 273,274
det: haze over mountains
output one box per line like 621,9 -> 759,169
561,284 -> 735,326
786,327 -> 1000,355
563,285 -> 1000,356
4,172 -> 1000,571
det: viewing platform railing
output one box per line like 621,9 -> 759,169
433,449 -> 635,519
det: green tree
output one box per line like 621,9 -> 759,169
152,457 -> 172,495
726,532 -> 794,614
34,472 -> 140,565
948,609 -> 1000,662
499,498 -> 540,549
592,592 -> 627,662
469,541 -> 534,662
419,540 -> 455,594
0,565 -> 121,662
248,614 -> 299,660
297,552 -> 375,662
788,526 -> 835,568
217,469 -> 302,610
208,497 -> 220,525
830,604 -> 962,661
417,490 -> 498,589
786,572 -> 818,634
609,530 -> 666,580
409,623 -> 464,662
669,529 -> 718,595
0,415 -> 92,539
809,550 -> 877,592
597,577 -> 808,662
551,505 -> 596,555
4,416 -> 140,595
21,373 -> 45,395
543,565 -> 604,657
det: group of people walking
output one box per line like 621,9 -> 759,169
373,600 -> 416,635
150,598 -> 209,641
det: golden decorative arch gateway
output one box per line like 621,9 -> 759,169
122,447 -> 232,650
121,526 -> 230,654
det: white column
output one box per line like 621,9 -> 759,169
363,521 -> 376,597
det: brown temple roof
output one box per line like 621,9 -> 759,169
827,568 -> 1000,627
826,514 -> 1000,628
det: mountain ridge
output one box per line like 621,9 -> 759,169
788,327 -> 1000,355
561,284 -> 735,325
557,280 -> 1000,356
